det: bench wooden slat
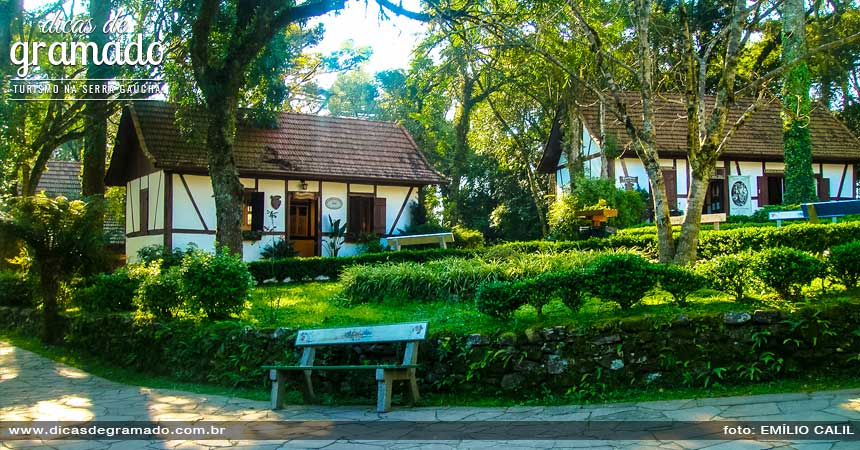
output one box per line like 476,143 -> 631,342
268,322 -> 428,413
295,322 -> 428,346
263,364 -> 419,371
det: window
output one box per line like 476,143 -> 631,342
139,188 -> 149,232
242,190 -> 264,232
757,174 -> 785,206
348,196 -> 374,235
347,195 -> 386,237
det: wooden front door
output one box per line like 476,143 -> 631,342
288,194 -> 318,257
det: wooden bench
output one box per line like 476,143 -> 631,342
263,321 -> 428,413
385,232 -> 454,251
670,213 -> 727,230
770,200 -> 860,227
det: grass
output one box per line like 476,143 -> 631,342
241,280 -> 860,335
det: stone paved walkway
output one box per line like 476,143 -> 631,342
2,341 -> 860,449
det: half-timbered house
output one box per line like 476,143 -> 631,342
538,94 -> 860,216
105,101 -> 446,262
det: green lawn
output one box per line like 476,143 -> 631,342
242,280 -> 859,334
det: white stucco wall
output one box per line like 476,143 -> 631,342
126,235 -> 165,264
822,163 -> 855,199
173,174 -> 216,230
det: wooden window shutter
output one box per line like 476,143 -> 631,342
662,169 -> 677,210
817,178 -> 831,201
757,176 -> 769,206
373,197 -> 387,235
139,188 -> 149,232
251,191 -> 265,231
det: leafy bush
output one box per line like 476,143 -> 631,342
475,280 -> 530,318
137,244 -> 188,268
181,248 -> 254,320
584,253 -> 654,310
828,241 -> 860,288
534,270 -> 586,313
355,233 -> 387,254
73,269 -> 138,313
753,248 -> 825,300
260,239 -> 299,260
0,270 -> 34,307
650,264 -> 706,307
135,265 -> 184,318
695,253 -> 753,302
452,225 -> 484,249
549,178 -> 647,237
341,258 -> 503,304
247,248 -> 477,283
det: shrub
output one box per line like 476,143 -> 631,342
753,248 -> 825,300
533,270 -> 586,313
828,241 -> 860,288
247,248 -> 477,283
695,253 -> 753,302
548,178 -> 647,237
452,225 -> 484,249
355,233 -> 387,254
650,264 -> 706,307
73,269 -> 138,312
0,270 -> 34,307
475,280 -> 529,318
584,253 -> 654,310
181,248 -> 254,320
135,265 -> 184,318
137,244 -> 187,268
260,239 -> 299,259
341,258 -> 503,304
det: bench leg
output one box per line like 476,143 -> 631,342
299,370 -> 317,403
376,369 -> 393,413
405,370 -> 420,405
270,369 -> 286,410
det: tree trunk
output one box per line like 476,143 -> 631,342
206,96 -> 245,256
643,158 -> 675,263
81,0 -> 111,201
38,264 -> 61,344
673,159 -> 716,265
782,0 -> 816,204
0,0 -> 21,78
447,78 -> 475,226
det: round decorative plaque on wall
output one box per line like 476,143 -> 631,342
325,197 -> 343,210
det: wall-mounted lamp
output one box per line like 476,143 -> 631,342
299,180 -> 308,190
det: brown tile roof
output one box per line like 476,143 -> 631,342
113,101 -> 446,185
540,93 -> 860,172
36,160 -> 82,199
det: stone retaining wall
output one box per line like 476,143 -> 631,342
3,302 -> 859,400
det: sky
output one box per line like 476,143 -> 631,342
308,0 -> 427,87
21,0 -> 428,88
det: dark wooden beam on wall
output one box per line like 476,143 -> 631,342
164,172 -> 173,250
179,174 -> 208,231
389,186 -> 414,235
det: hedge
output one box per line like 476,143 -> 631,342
247,248 -> 478,283
248,222 -> 860,284
495,221 -> 860,260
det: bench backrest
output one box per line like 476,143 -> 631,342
295,322 -> 429,347
802,200 -> 860,218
